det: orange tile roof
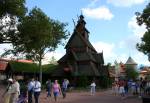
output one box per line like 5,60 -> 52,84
140,67 -> 150,74
0,58 -> 33,71
16,60 -> 33,63
0,61 -> 8,71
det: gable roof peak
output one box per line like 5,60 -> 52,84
125,56 -> 137,65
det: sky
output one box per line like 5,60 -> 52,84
0,0 -> 150,66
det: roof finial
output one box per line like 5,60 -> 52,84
79,10 -> 84,20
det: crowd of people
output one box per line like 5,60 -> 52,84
4,76 -> 150,103
111,78 -> 150,97
2,77 -> 70,103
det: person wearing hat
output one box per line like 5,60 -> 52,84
10,77 -> 20,103
2,78 -> 13,103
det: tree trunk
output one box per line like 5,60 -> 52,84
39,57 -> 42,85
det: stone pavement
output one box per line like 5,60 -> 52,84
0,84 -> 142,103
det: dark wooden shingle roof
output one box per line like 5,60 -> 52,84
65,31 -> 96,52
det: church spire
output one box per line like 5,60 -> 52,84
75,15 -> 89,40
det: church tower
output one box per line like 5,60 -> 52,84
57,15 -> 108,77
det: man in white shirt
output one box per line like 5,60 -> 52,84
33,77 -> 41,103
27,78 -> 35,103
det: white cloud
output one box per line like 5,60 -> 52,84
82,6 -> 114,20
107,0 -> 146,7
119,35 -> 139,51
115,16 -> 148,66
118,16 -> 146,53
118,36 -> 149,65
42,50 -> 65,64
121,16 -> 146,50
128,16 -> 146,38
92,41 -> 115,57
92,41 -> 118,64
126,16 -> 149,65
92,41 -> 132,65
92,40 -> 149,66
134,52 -> 150,65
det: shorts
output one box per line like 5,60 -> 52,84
53,92 -> 59,97
119,86 -> 125,94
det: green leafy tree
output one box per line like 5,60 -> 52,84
125,65 -> 139,80
107,62 -> 112,69
0,0 -> 27,44
49,56 -> 57,64
136,2 -> 150,60
11,7 -> 69,83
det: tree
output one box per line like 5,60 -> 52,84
136,2 -> 150,60
12,7 -> 69,83
0,0 -> 27,44
49,56 -> 57,64
125,65 -> 139,80
107,62 -> 111,67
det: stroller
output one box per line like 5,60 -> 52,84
17,90 -> 28,103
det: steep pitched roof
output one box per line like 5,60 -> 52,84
58,54 -> 68,63
58,51 -> 104,64
125,56 -> 137,65
92,52 -> 104,64
78,63 -> 100,76
58,50 -> 77,63
65,30 -> 96,52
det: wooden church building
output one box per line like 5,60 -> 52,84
55,15 -> 109,78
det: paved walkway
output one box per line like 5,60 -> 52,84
0,84 -> 142,103
39,90 -> 142,103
